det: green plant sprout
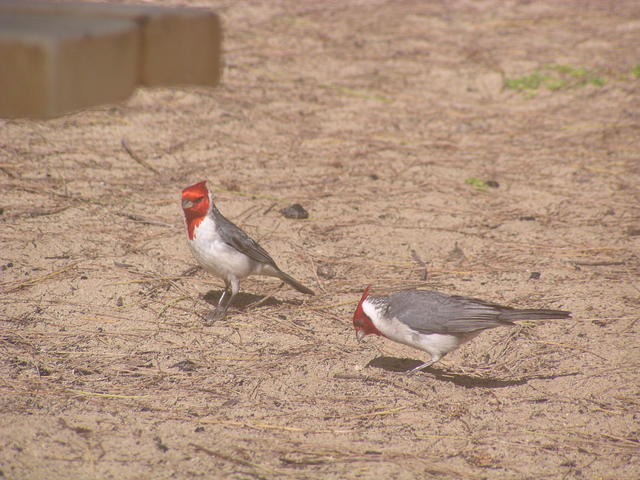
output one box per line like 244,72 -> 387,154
465,177 -> 489,192
504,64 -> 606,92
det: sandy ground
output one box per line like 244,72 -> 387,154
1,0 -> 639,478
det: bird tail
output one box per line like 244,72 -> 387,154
501,308 -> 571,322
275,270 -> 315,295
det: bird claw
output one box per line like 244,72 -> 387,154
205,308 -> 227,324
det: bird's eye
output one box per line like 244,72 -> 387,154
182,195 -> 203,210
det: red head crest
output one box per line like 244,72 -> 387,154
181,180 -> 210,240
353,285 -> 381,338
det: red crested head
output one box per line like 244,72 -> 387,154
353,285 -> 381,339
181,180 -> 211,240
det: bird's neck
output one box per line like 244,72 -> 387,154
186,210 -> 216,241
362,297 -> 387,336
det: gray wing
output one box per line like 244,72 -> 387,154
386,290 -> 517,334
214,208 -> 279,268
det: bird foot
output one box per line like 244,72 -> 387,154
205,308 -> 227,324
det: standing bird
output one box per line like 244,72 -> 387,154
181,180 -> 314,321
353,286 -> 570,374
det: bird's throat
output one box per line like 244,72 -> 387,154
185,215 -> 205,240
361,300 -> 385,337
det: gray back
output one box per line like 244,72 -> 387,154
384,290 -> 515,334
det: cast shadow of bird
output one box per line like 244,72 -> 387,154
203,290 -> 304,311
367,356 -> 578,388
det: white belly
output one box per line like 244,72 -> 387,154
190,237 -> 255,281
188,216 -> 262,282
382,317 -> 464,357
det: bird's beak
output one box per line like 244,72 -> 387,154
356,330 -> 366,342
182,199 -> 194,209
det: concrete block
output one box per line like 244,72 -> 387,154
0,12 -> 138,118
137,8 -> 222,87
0,0 -> 223,87
0,0 -> 222,118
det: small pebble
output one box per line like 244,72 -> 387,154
170,360 -> 198,372
316,264 -> 336,279
280,204 -> 309,219
529,272 -> 541,280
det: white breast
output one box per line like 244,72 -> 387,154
189,216 -> 256,281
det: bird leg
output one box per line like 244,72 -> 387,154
405,356 -> 441,375
206,284 -> 235,322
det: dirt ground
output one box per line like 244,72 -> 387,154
1,0 -> 639,478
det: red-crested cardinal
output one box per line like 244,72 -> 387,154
353,287 -> 570,374
181,180 -> 314,321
